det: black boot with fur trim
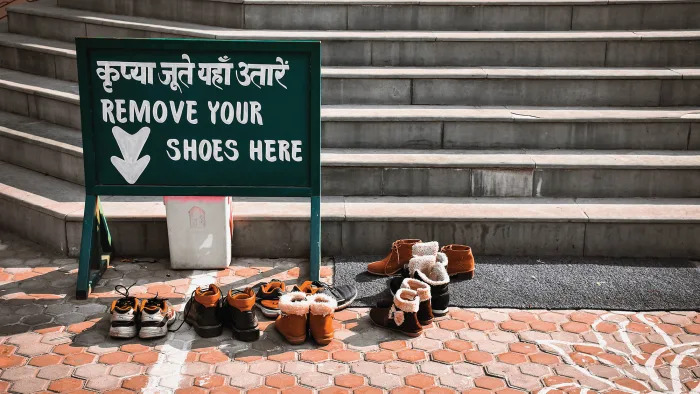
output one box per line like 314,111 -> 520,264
390,253 -> 450,317
369,288 -> 423,337
397,278 -> 433,325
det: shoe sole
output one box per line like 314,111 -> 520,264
311,336 -> 333,345
139,314 -> 177,339
431,308 -> 449,317
185,315 -> 223,338
335,293 -> 357,311
110,326 -> 137,339
275,329 -> 306,345
255,303 -> 281,319
369,314 -> 422,337
449,270 -> 475,279
366,269 -> 402,277
233,326 -> 261,342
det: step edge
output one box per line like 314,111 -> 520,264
0,124 -> 82,157
5,130 -> 700,169
9,3 -> 700,41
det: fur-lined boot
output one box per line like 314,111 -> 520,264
412,241 -> 439,257
308,293 -> 337,345
275,292 -> 309,344
399,278 -> 433,325
370,288 -> 422,337
391,253 -> 450,317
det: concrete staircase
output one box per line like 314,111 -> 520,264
0,0 -> 698,259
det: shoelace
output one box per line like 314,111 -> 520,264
228,289 -> 246,297
168,289 -> 196,332
143,292 -> 168,313
113,283 -> 136,310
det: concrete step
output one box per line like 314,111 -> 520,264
0,160 -> 698,258
55,0 -> 700,31
323,106 -> 700,150
3,43 -> 700,108
324,67 -> 700,106
0,66 -> 698,149
0,67 -> 79,129
2,111 -> 699,198
7,2 -> 700,67
0,31 -> 77,81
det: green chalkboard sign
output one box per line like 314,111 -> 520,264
75,38 -> 321,298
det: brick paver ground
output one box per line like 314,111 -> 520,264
0,230 -> 698,393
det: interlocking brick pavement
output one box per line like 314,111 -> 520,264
0,230 -> 699,393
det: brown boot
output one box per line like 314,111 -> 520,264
367,239 -> 421,276
400,278 -> 433,326
308,294 -> 337,345
369,288 -> 422,337
275,292 -> 309,345
441,244 -> 475,278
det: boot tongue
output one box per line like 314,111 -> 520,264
292,281 -> 318,294
227,288 -> 255,310
195,285 -> 220,307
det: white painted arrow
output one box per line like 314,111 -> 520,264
110,126 -> 151,184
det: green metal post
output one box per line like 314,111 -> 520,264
76,195 -> 97,299
310,195 -> 321,281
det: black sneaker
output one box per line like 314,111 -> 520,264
183,284 -> 223,338
292,281 -> 357,311
221,287 -> 260,342
255,279 -> 287,318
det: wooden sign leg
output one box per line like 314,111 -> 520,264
310,195 -> 321,281
76,195 -> 113,299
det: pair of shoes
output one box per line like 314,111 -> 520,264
109,284 -> 176,339
369,241 -> 451,336
183,284 -> 260,341
275,292 -> 336,345
367,239 -> 475,279
391,241 -> 450,317
370,278 -> 431,337
255,279 -> 357,318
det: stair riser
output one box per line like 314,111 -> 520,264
8,11 -> 700,67
2,61 -> 696,111
0,87 -> 79,129
325,167 -> 700,198
325,78 -> 700,106
324,121 -> 697,150
2,134 -> 698,198
0,200 -> 695,258
0,134 -> 83,184
6,44 -> 698,106
2,87 -> 694,150
89,221 -> 700,258
57,0 -> 700,31
0,45 -> 77,82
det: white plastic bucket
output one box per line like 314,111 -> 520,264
163,196 -> 233,269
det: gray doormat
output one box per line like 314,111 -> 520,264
334,256 -> 700,311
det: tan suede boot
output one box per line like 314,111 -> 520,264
441,244 -> 475,278
367,239 -> 421,276
275,292 -> 309,345
308,294 -> 337,345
